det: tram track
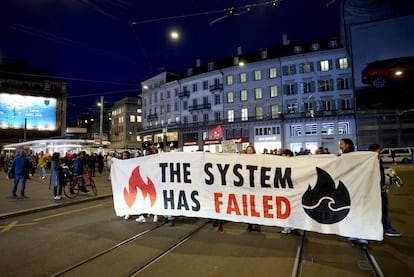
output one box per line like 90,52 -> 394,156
51,219 -> 209,277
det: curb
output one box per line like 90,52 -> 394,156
0,194 -> 113,220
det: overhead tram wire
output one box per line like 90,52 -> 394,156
129,0 -> 280,25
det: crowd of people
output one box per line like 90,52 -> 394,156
3,138 -> 402,246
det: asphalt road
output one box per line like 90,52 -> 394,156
0,164 -> 413,276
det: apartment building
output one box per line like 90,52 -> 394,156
139,38 -> 356,154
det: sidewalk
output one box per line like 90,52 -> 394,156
0,168 -> 113,219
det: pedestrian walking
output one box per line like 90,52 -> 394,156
10,150 -> 30,197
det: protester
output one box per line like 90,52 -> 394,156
245,145 -> 259,232
38,151 -> 47,179
280,149 -> 295,234
339,138 -> 369,248
10,150 -> 30,197
136,147 -> 160,223
368,143 -> 401,237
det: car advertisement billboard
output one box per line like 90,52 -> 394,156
0,93 -> 57,130
351,14 -> 414,110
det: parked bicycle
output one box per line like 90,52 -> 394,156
62,169 -> 98,198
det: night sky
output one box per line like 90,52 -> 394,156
0,0 -> 340,125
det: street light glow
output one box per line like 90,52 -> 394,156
170,31 -> 179,40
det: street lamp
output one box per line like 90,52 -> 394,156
98,96 -> 104,153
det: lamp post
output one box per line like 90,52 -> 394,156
98,96 -> 104,153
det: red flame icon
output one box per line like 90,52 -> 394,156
123,166 -> 157,208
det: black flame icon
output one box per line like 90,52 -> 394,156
302,167 -> 350,224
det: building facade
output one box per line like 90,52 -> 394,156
109,96 -> 143,151
139,38 -> 357,154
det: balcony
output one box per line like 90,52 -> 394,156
188,103 -> 211,112
178,90 -> 190,98
209,84 -> 223,93
147,113 -> 158,120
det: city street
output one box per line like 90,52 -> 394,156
0,164 -> 413,276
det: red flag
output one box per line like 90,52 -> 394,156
210,125 -> 223,139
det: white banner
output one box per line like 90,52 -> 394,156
111,152 -> 383,240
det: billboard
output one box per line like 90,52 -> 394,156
351,14 -> 414,110
0,93 -> 57,130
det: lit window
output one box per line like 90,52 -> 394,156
227,92 -> 234,103
254,70 -> 262,81
270,85 -> 278,97
240,89 -> 248,101
269,67 -> 277,78
320,60 -> 330,72
240,72 -> 247,83
338,58 -> 348,69
227,110 -> 234,122
254,88 -> 262,99
226,75 -> 233,85
241,107 -> 248,121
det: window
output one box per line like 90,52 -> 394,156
226,75 -> 233,85
270,85 -> 278,97
338,121 -> 351,134
240,89 -> 248,101
283,64 -> 296,75
300,63 -> 314,73
290,124 -> 302,136
241,107 -> 248,121
254,87 -> 263,99
321,122 -> 334,135
214,111 -> 221,121
203,80 -> 208,90
192,83 -> 198,92
285,83 -> 297,95
318,79 -> 332,92
321,99 -> 332,111
337,77 -> 351,90
214,94 -> 220,105
305,124 -> 317,135
203,113 -> 209,122
254,70 -> 262,81
167,90 -> 171,98
227,91 -> 234,103
174,101 -> 179,112
183,100 -> 188,110
227,110 -> 234,122
269,67 -> 277,78
208,62 -> 214,71
192,114 -> 198,122
300,81 -> 314,94
287,103 -> 296,114
240,72 -> 247,83
338,58 -> 349,69
341,99 -> 352,110
303,102 -> 313,113
130,115 -> 136,122
271,105 -> 279,118
320,60 -> 330,71
256,106 -> 263,120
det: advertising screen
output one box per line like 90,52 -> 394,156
351,14 -> 414,110
0,93 -> 57,130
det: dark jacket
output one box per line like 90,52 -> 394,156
11,152 -> 30,176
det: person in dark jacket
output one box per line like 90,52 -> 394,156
368,144 -> 401,237
11,150 -> 30,197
